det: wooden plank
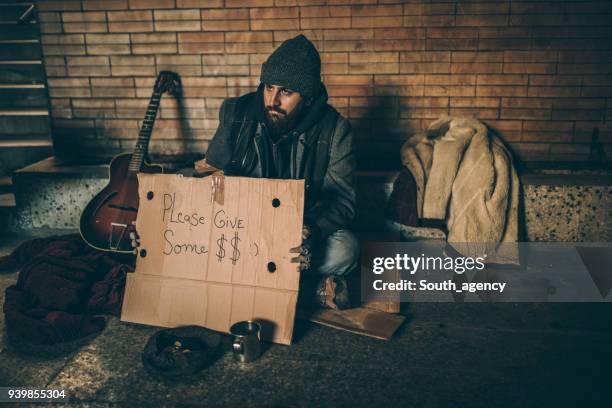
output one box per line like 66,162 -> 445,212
0,64 -> 44,84
0,43 -> 41,61
297,307 -> 406,341
0,89 -> 47,108
0,115 -> 49,136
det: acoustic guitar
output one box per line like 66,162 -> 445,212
79,71 -> 180,253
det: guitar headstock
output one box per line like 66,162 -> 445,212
154,71 -> 181,96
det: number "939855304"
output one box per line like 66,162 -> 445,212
1,388 -> 67,402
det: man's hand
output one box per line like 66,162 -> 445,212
129,230 -> 140,254
194,158 -> 220,175
290,225 -> 313,273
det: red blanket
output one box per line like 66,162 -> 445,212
1,234 -> 134,345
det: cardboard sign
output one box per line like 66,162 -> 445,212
120,173 -> 304,345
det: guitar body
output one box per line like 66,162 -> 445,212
79,70 -> 179,253
79,153 -> 164,253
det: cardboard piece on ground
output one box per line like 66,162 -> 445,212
363,300 -> 400,314
120,173 -> 304,345
358,241 -> 402,314
297,307 -> 406,341
356,265 -> 401,314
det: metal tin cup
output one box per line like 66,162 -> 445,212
229,320 -> 261,363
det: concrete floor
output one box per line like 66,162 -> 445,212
0,232 -> 611,407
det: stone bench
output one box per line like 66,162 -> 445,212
5,156 -> 612,242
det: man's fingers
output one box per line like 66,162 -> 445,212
194,159 -> 220,173
289,246 -> 301,253
130,231 -> 140,251
290,255 -> 305,263
302,225 -> 312,240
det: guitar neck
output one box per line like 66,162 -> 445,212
128,91 -> 162,174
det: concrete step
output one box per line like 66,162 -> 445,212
0,176 -> 16,231
0,192 -> 15,207
0,175 -> 12,194
0,139 -> 52,230
0,136 -> 53,176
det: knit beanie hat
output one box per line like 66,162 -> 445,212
260,34 -> 322,99
142,326 -> 221,377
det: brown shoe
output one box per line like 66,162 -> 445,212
316,276 -> 351,310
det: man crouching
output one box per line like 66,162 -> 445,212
200,34 -> 359,310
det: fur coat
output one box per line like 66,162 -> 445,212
401,116 -> 520,264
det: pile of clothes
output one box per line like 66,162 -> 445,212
1,234 -> 133,345
389,115 -> 521,264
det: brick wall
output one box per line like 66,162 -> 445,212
37,0 -> 612,168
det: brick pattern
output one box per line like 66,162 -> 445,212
38,0 -> 612,164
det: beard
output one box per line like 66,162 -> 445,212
265,100 -> 306,135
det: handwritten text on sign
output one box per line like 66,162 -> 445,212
160,191 -> 259,264
133,173 -> 305,287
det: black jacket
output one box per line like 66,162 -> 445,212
205,84 -> 356,237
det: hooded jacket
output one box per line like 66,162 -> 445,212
204,83 -> 356,238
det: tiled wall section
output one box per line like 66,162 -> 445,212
37,0 -> 612,166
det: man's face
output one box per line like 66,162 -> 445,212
263,83 -> 305,134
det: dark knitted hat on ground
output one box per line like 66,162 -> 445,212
260,34 -> 322,99
142,326 -> 222,377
